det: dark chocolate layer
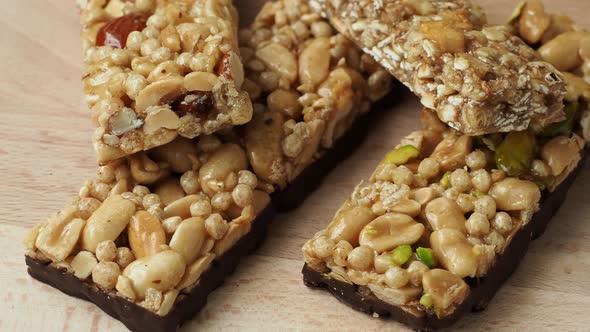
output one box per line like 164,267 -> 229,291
302,154 -> 586,331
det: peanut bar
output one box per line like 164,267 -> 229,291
302,109 -> 587,330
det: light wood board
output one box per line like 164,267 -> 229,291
1,1 -> 589,331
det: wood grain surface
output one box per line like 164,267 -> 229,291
1,1 -> 589,331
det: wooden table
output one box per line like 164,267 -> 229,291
2,1 -> 590,331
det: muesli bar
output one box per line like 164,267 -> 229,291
306,0 -> 568,135
80,0 -> 253,164
24,1 -> 397,329
302,107 -> 587,330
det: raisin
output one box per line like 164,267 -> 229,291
173,91 -> 214,118
96,13 -> 149,48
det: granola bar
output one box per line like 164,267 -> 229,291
80,0 -> 253,164
306,0 -> 568,135
25,136 -> 274,331
24,1 -> 399,329
239,0 -> 393,190
302,109 -> 586,330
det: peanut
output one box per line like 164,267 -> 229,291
411,187 -> 438,206
135,76 -> 185,114
163,194 -> 203,219
154,178 -> 186,206
156,289 -> 179,316
213,221 -> 251,256
424,197 -> 467,233
151,137 -> 197,173
299,37 -> 330,87
358,213 -> 425,253
255,43 -> 298,83
70,251 -> 98,280
539,31 -> 585,71
35,207 -> 84,262
518,1 -> 550,44
176,253 -> 216,291
430,229 -> 477,278
129,153 -> 170,185
422,269 -> 469,313
430,134 -> 472,172
244,111 -> 286,187
489,178 -> 541,211
81,195 -> 136,252
327,203 -> 376,247
366,283 -> 421,306
542,135 -> 583,176
123,250 -> 186,299
169,217 -> 206,265
199,144 -> 248,196
128,211 -> 166,259
142,107 -> 181,135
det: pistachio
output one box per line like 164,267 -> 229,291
358,213 -> 425,253
430,229 -> 477,278
424,197 -> 467,233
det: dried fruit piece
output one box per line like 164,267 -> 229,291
96,13 -> 148,48
173,92 -> 214,118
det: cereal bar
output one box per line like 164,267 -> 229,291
80,0 -> 253,164
302,108 -> 587,330
239,0 -> 394,191
306,0 -> 568,135
24,1 -> 399,329
25,136 -> 274,331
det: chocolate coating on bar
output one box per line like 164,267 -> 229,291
302,154 -> 586,331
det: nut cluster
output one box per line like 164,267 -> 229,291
307,0 -> 567,135
25,135 -> 271,316
81,0 -> 252,164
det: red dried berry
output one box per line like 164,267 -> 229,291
96,13 -> 148,48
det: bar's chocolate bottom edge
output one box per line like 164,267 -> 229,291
24,93 -> 400,332
302,154 -> 587,332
